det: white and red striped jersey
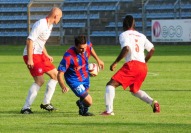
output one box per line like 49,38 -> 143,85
119,30 -> 154,63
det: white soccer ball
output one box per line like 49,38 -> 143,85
88,63 -> 99,77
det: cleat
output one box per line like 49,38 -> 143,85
100,111 -> 115,116
20,108 -> 33,114
76,100 -> 82,108
40,103 -> 57,112
76,100 -> 84,115
76,100 -> 93,116
152,100 -> 160,113
81,112 -> 95,116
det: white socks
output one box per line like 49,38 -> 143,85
104,86 -> 153,113
23,83 -> 40,109
131,90 -> 153,105
22,79 -> 58,110
43,79 -> 58,105
105,85 -> 115,113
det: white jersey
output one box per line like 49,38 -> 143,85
119,30 -> 154,63
23,18 -> 53,55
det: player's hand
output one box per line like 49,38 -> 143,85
110,62 -> 117,71
27,59 -> 34,69
97,60 -> 104,70
62,86 -> 69,93
48,55 -> 54,62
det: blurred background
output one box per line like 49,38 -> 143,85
0,0 -> 190,45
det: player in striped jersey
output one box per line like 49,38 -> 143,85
57,35 -> 104,116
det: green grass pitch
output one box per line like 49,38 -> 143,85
0,44 -> 191,133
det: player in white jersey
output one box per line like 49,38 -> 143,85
21,7 -> 62,114
101,15 -> 160,116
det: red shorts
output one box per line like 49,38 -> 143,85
23,54 -> 55,77
112,60 -> 147,93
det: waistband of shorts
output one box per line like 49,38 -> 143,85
23,53 -> 43,57
127,60 -> 146,64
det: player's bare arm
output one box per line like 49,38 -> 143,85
43,47 -> 53,62
57,71 -> 69,93
110,46 -> 129,71
91,47 -> 104,69
145,47 -> 155,63
26,39 -> 34,69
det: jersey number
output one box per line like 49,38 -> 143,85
135,39 -> 139,52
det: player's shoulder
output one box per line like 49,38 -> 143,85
39,18 -> 47,25
119,30 -> 134,36
136,31 -> 146,38
33,18 -> 46,27
87,41 -> 93,47
120,30 -> 145,37
130,30 -> 147,39
64,47 -> 75,56
119,30 -> 132,39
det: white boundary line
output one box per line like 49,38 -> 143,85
147,72 -> 159,76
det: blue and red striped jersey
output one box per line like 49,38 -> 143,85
58,42 -> 92,89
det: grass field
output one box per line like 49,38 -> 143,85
0,44 -> 191,133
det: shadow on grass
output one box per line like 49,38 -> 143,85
146,89 -> 191,92
49,121 -> 191,129
0,110 -> 79,117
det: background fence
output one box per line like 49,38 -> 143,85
0,0 -> 190,45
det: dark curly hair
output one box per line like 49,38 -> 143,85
74,35 -> 87,46
123,15 -> 134,31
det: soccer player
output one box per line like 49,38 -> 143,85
20,7 -> 62,114
57,35 -> 104,116
101,15 -> 160,116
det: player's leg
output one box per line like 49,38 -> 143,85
101,63 -> 133,116
82,94 -> 93,115
40,68 -> 58,111
101,79 -> 120,116
131,90 -> 153,104
40,54 -> 58,111
21,55 -> 45,114
130,62 -> 160,113
74,84 -> 94,116
131,90 -> 160,113
21,75 -> 44,114
76,94 -> 94,116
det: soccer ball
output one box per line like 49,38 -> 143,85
88,63 -> 99,77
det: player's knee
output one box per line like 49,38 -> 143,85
50,72 -> 58,80
52,74 -> 57,80
131,89 -> 139,94
82,94 -> 92,106
106,79 -> 119,88
35,80 -> 45,87
106,79 -> 114,85
87,98 -> 93,106
85,99 -> 92,106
